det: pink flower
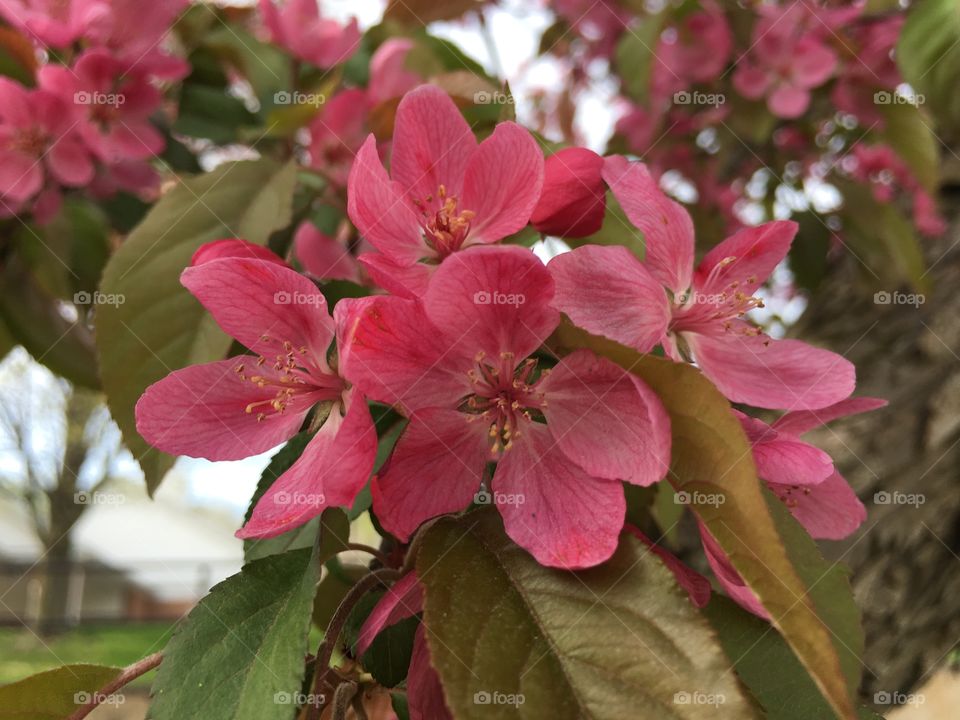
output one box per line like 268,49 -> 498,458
625,526 -> 711,607
135,245 -> 377,539
655,0 -> 732,92
367,38 -> 420,106
293,221 -> 363,282
913,189 -> 947,237
732,3 -> 838,118
307,88 -> 371,188
702,396 -> 885,617
0,0 -> 108,47
258,0 -> 360,68
356,572 -> 451,720
530,147 -> 606,239
347,85 -> 544,297
38,49 -> 165,164
550,155 -> 855,411
0,79 -> 94,207
339,245 -> 671,568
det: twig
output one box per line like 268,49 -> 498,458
306,568 -> 400,720
332,680 -> 358,720
66,652 -> 163,720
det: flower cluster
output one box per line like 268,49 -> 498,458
135,85 -> 883,716
0,0 -> 187,221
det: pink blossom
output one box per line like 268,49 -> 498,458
356,572 -> 451,720
832,17 -> 904,125
307,88 -> 372,188
339,245 -> 671,569
367,38 -> 420,106
654,0 -> 732,95
293,221 -> 363,282
135,245 -> 377,539
530,147 -> 606,238
732,3 -> 838,118
0,79 -> 94,208
550,155 -> 855,411
347,85 -> 544,297
625,525 -> 710,607
38,49 -> 165,165
258,0 -> 360,68
0,0 -> 108,48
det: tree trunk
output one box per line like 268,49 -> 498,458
794,176 -> 960,699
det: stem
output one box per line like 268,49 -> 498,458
66,652 -> 163,720
346,543 -> 391,567
306,568 -> 400,720
332,681 -> 358,720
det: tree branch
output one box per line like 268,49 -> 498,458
66,652 -> 163,720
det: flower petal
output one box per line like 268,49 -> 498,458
237,392 -> 377,538
531,147 -> 606,239
409,625 -> 454,720
335,296 -> 472,413
494,422 -> 625,569
347,135 -> 427,265
771,397 -> 887,436
699,522 -> 768,619
391,85 -> 477,203
135,358 -> 307,461
768,83 -> 811,119
371,409 -> 489,541
548,244 -> 670,353
192,238 -> 287,267
768,471 -> 866,541
602,155 -> 695,295
693,221 -> 796,297
0,149 -> 43,202
293,222 -> 360,282
181,256 -> 335,364
735,410 -> 833,486
540,349 -> 671,485
358,251 -> 433,298
461,121 -> 544,244
687,325 -> 855,410
423,245 -> 559,360
356,571 -> 423,656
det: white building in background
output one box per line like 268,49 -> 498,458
0,471 -> 244,626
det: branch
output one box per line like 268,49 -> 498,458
66,652 -> 163,720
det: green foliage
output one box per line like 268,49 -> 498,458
615,16 -> 668,105
417,509 -> 756,720
0,664 -> 121,720
149,546 -> 321,720
552,323 -> 859,720
343,591 -> 418,688
95,159 -> 297,494
899,0 -> 960,139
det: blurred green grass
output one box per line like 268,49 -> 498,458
0,622 -> 175,686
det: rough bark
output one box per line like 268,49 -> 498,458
794,178 -> 960,698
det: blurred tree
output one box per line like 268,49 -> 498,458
0,349 -> 125,635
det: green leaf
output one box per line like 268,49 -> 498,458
837,179 -> 928,290
615,16 -> 668,104
173,83 -> 258,143
878,102 -> 940,193
417,509 -> 757,720
149,546 -> 321,720
95,159 -> 297,494
551,324 -> 858,720
243,432 -> 351,563
898,0 -> 960,138
343,591 -> 418,688
0,664 -> 121,720
705,492 -> 862,719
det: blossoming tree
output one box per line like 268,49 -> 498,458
0,0 -> 956,718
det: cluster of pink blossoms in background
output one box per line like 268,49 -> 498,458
0,0 -> 188,220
